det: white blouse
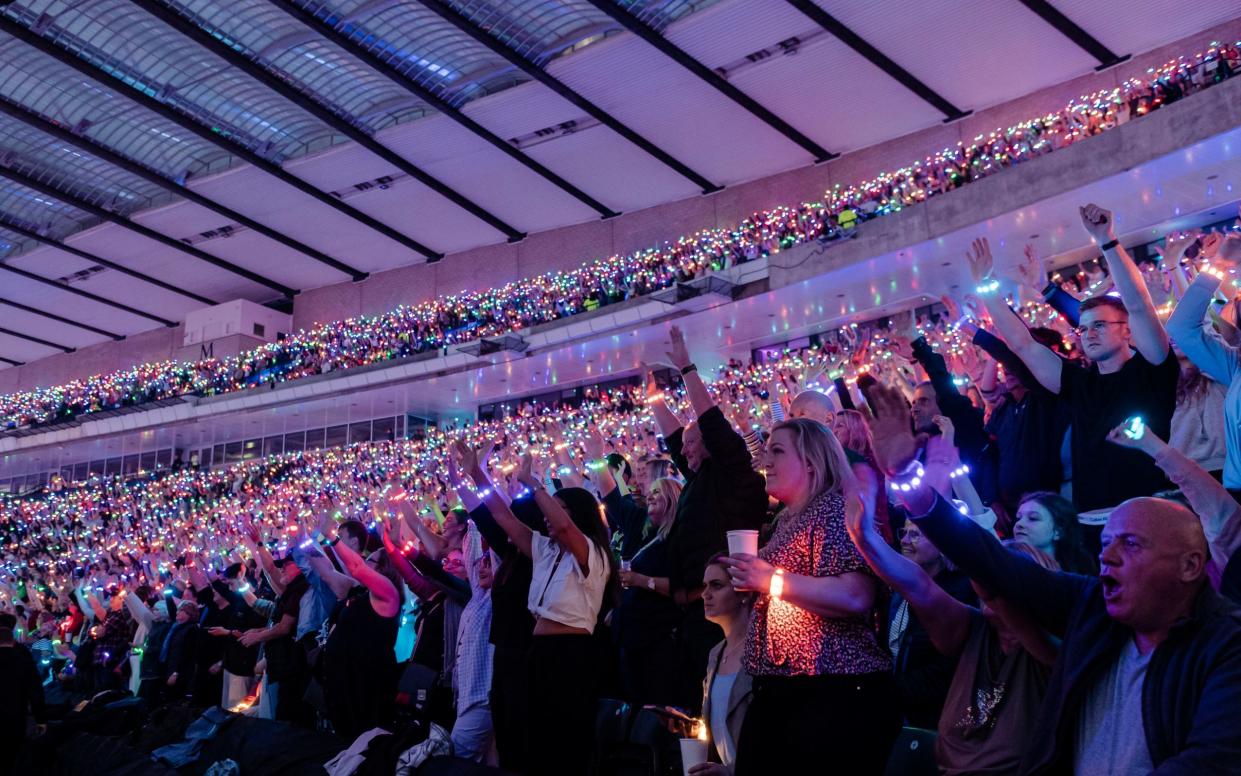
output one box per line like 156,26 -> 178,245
527,532 -> 608,632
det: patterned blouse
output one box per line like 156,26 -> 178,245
744,490 -> 890,677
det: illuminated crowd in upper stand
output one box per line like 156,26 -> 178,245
1,39 -> 1235,434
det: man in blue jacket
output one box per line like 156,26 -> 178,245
865,382 -> 1241,774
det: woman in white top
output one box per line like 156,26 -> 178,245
694,556 -> 754,775
459,445 -> 617,776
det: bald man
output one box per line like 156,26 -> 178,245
788,389 -> 836,425
899,491 -> 1241,774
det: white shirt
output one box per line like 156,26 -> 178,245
709,671 -> 739,768
528,532 -> 608,632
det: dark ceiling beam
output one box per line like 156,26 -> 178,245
0,324 -> 74,353
0,14 -> 443,262
132,0 -> 526,242
0,97 -> 368,281
1015,0 -> 1128,69
583,0 -> 833,162
0,214 -> 216,307
0,297 -> 124,340
0,355 -> 24,367
782,0 -> 969,121
270,0 -> 623,218
0,165 -> 299,298
413,0 -> 722,194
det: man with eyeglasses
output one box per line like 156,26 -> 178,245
965,204 -> 1178,512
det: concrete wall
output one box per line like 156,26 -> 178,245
4,17 -> 1240,397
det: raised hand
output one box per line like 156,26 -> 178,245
665,325 -> 692,370
965,238 -> 995,285
1014,244 -> 1046,292
931,415 -> 956,449
582,429 -> 607,461
1078,203 -> 1115,244
859,383 -> 918,475
842,492 -> 875,548
940,295 -> 963,322
1154,230 -> 1200,266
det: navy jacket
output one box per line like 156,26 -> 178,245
912,494 -> 1241,774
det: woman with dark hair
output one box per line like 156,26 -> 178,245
1169,355 -> 1226,481
721,418 -> 899,775
459,443 -> 614,776
692,556 -> 755,775
315,518 -> 402,740
1012,492 -> 1097,574
586,431 -> 692,706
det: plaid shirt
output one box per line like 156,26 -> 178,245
453,523 -> 495,709
93,608 -> 135,670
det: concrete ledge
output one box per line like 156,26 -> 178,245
769,75 -> 1241,290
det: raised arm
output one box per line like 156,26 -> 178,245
865,382 -> 1091,635
459,441 -> 534,558
333,535 -> 400,618
1080,204 -> 1170,363
967,238 -> 1063,393
665,325 -> 715,418
1107,421 -> 1241,573
1167,268 -> 1239,387
844,491 -> 972,656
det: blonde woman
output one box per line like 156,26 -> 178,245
722,418 -> 898,775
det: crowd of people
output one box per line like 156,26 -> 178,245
2,190 -> 1241,773
0,38 -> 1235,436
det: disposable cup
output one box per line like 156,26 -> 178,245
726,529 -> 758,557
679,737 -> 709,776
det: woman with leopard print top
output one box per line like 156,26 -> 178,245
721,418 -> 900,775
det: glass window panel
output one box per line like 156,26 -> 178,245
242,438 -> 261,461
349,421 -> 371,446
75,462 -> 89,481
122,455 -> 139,476
225,441 -> 243,464
264,436 -> 283,458
372,417 -> 395,442
140,452 -> 157,472
305,428 -> 325,451
325,425 -> 348,449
157,448 -> 173,467
284,432 -> 305,454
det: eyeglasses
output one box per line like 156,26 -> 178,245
1072,320 -> 1125,337
897,527 -> 922,543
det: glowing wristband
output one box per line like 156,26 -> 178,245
587,459 -> 608,472
888,461 -> 925,493
974,279 -> 1001,296
1123,416 -> 1145,441
769,568 -> 785,600
949,464 -> 971,479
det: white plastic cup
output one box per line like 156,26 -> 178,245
679,737 -> 709,776
726,529 -> 759,557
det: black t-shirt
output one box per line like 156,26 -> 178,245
1061,347 -> 1178,511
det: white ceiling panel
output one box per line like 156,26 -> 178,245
372,110 -> 606,231
547,17 -> 812,185
458,79 -> 702,213
1050,0 -> 1241,57
65,226 -> 274,302
724,29 -> 945,153
4,246 -> 203,326
0,303 -> 108,349
188,165 -> 423,270
0,331 -> 58,364
822,0 -> 1099,112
